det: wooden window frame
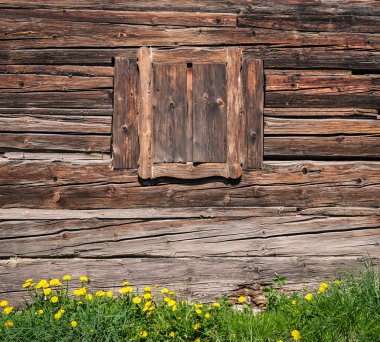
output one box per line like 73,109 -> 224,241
113,47 -> 263,180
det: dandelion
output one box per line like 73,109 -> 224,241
62,274 -> 72,281
320,282 -> 328,289
36,279 -> 49,289
169,331 -> 175,337
305,293 -> 313,301
106,291 -> 113,298
154,284 -> 160,288
50,279 -> 62,287
212,302 -> 221,308
3,306 -> 14,314
164,297 -> 170,302
172,305 -> 177,312
119,286 -> 133,294
196,308 -> 202,315
73,287 -> 87,297
51,296 -> 59,303
0,300 -> 8,307
161,287 -> 169,293
168,299 -> 176,307
334,279 -> 341,285
194,323 -> 201,330
71,321 -> 78,328
85,294 -> 94,301
238,296 -> 246,303
37,309 -> 44,315
277,340 -> 284,342
205,313 -> 211,319
25,278 -> 33,283
291,330 -> 301,341
23,281 -> 33,288
44,288 -> 52,296
122,281 -> 130,286
4,320 -> 13,328
132,297 -> 142,304
54,312 -> 62,320
96,291 -> 105,297
291,299 -> 297,305
194,338 -> 201,342
140,331 -> 148,338
169,291 -> 175,295
143,293 -> 152,300
144,286 -> 151,292
79,276 -> 89,283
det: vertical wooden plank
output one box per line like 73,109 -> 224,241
193,63 -> 227,163
186,64 -> 193,162
226,47 -> 243,178
137,47 -> 153,178
243,59 -> 264,169
112,57 -> 138,169
152,64 -> 188,163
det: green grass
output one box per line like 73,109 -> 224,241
0,264 -> 379,341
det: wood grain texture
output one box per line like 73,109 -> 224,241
265,136 -> 380,158
0,256 -> 377,304
153,63 -> 188,163
193,63 -> 227,163
0,108 -> 113,116
243,59 -> 263,169
113,57 -> 138,169
152,163 -> 229,179
264,108 -> 379,118
226,47 -> 243,178
0,160 -> 378,209
0,115 -> 111,133
137,47 -> 153,179
0,9 -> 237,27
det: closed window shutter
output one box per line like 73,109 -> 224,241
112,47 -> 263,179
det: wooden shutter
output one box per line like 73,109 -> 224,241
112,48 -> 263,179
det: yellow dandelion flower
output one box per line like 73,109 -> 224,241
334,279 -> 341,285
148,305 -> 155,312
85,294 -> 93,301
36,279 -> 49,289
62,274 -> 72,281
73,287 -> 87,297
71,321 -> 78,328
0,300 -> 8,307
169,291 -> 175,295
195,308 -> 202,315
212,302 -> 221,308
205,313 -> 210,319
194,339 -> 201,342
154,284 -> 160,288
320,282 -> 328,289
44,288 -> 52,296
291,299 -> 297,305
194,323 -> 201,330
132,297 -> 142,304
291,330 -> 301,341
50,279 -> 62,287
77,301 -> 83,305
23,282 -> 32,289
144,286 -> 151,292
3,306 -> 14,314
194,303 -> 203,309
25,278 -> 33,283
304,293 -> 313,301
54,313 -> 62,320
168,299 -> 176,307
51,296 -> 59,303
37,309 -> 44,315
277,340 -> 284,342
59,309 -> 65,314
122,281 -> 130,286
96,291 -> 105,297
106,291 -> 113,298
143,293 -> 152,300
79,276 -> 89,283
177,316 -> 182,320
172,305 -> 177,312
139,331 -> 148,338
238,296 -> 246,303
169,331 -> 175,337
4,306 -> 13,315
317,287 -> 325,295
161,287 -> 169,293
4,320 -> 13,328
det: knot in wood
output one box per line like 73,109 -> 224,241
216,98 -> 224,106
122,124 -> 128,133
203,93 -> 209,100
250,132 -> 257,140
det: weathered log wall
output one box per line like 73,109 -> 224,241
0,0 -> 379,304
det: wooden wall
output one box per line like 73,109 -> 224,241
0,0 -> 379,304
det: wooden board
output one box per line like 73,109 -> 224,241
153,63 -> 188,163
192,63 -> 227,163
113,57 -> 138,169
264,108 -> 379,118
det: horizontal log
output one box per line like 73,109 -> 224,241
264,118 -> 380,135
0,108 -> 113,116
265,135 -> 380,158
0,256 -> 376,304
1,9 -> 237,27
299,207 -> 380,217
238,13 -> 380,33
0,115 -> 111,134
0,74 -> 113,92
0,65 -> 113,76
4,152 -> 110,161
264,108 -> 379,118
0,90 -> 112,108
0,214 -> 378,258
266,74 -> 380,93
265,70 -> 353,76
1,47 -> 378,70
0,18 -> 378,49
0,133 -> 110,152
0,160 -> 378,208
